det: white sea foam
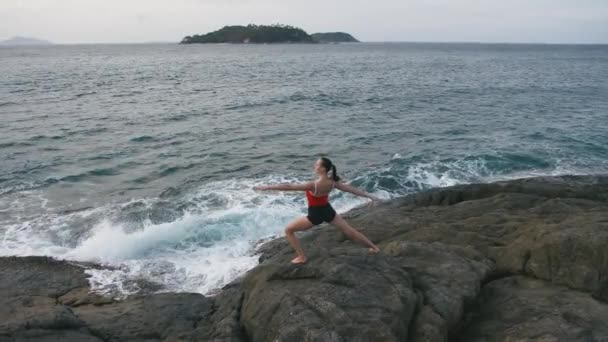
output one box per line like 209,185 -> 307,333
0,175 -> 382,297
0,162 -> 589,297
74,176 -> 383,296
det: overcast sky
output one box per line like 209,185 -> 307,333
1,0 -> 607,44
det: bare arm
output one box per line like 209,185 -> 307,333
254,182 -> 314,192
336,181 -> 381,201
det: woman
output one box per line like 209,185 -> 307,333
254,157 -> 381,264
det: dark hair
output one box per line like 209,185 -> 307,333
320,157 -> 340,182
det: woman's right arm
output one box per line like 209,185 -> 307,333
335,182 -> 381,201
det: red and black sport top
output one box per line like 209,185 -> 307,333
306,181 -> 334,207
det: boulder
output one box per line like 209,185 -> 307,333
459,276 -> 608,341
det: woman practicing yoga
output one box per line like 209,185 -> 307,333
254,157 -> 381,264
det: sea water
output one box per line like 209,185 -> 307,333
1,43 -> 607,297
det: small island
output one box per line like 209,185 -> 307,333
181,24 -> 360,44
0,36 -> 52,46
311,32 -> 359,43
181,24 -> 313,44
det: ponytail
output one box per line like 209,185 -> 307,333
330,165 -> 341,182
320,157 -> 341,182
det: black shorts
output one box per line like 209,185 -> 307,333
307,204 -> 336,226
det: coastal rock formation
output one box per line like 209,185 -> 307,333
2,175 -> 608,341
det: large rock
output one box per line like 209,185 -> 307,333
240,252 -> 418,342
459,276 -> 608,341
0,257 -> 245,342
2,175 -> 608,341
243,175 -> 608,341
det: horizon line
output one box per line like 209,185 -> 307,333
3,40 -> 608,46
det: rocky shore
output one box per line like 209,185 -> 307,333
2,175 -> 608,341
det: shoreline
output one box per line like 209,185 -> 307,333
2,174 -> 608,341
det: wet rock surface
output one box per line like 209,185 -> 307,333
2,175 -> 608,341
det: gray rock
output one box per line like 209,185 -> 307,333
0,256 -> 243,342
459,276 -> 608,341
240,253 -> 418,342
73,293 -> 213,341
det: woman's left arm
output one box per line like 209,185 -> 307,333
254,182 -> 314,192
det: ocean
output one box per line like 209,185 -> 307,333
1,42 -> 607,297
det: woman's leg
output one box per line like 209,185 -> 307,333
285,216 -> 315,264
330,214 -> 380,253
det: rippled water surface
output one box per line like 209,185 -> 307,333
1,43 -> 607,296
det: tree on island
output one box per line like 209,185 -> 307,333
181,24 -> 314,44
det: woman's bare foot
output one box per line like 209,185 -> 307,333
369,246 -> 380,254
291,255 -> 308,264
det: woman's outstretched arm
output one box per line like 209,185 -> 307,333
254,182 -> 315,192
335,181 -> 381,201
